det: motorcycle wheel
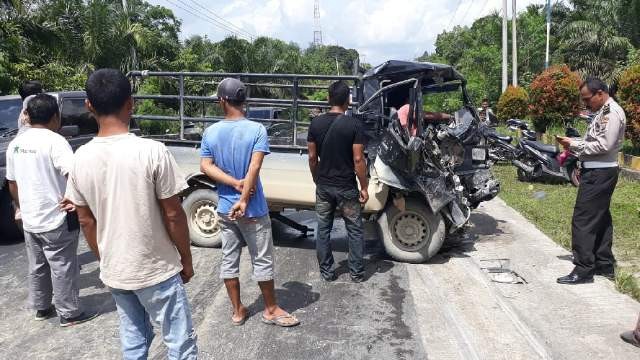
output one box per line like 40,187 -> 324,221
517,168 -> 530,182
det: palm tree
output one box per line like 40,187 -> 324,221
560,0 -> 632,83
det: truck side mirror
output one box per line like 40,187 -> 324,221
59,125 -> 79,137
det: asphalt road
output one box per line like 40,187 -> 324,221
1,200 -> 639,360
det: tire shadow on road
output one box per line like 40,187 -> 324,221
433,212 -> 509,265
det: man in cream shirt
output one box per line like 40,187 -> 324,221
65,69 -> 198,359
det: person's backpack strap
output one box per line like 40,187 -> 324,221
319,114 -> 343,157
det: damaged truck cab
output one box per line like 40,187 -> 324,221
353,60 -> 500,262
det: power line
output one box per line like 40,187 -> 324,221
446,0 -> 463,30
457,0 -> 475,25
478,0 -> 491,16
172,0 -> 253,40
163,0 -> 253,41
184,0 -> 256,40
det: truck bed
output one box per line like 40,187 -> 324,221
167,145 -> 387,212
168,146 -> 317,210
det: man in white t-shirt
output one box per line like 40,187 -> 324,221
16,80 -> 43,134
5,94 -> 97,326
65,69 -> 197,359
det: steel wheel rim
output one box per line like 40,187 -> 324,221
190,200 -> 220,238
391,211 -> 430,252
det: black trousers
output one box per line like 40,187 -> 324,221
571,167 -> 619,275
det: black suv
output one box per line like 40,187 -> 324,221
0,91 -> 139,240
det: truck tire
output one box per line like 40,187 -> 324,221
0,186 -> 23,242
377,198 -> 446,263
182,188 -> 222,248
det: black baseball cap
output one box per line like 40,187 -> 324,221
217,78 -> 246,102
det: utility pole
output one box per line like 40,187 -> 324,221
512,0 -> 518,87
502,0 -> 508,92
545,0 -> 551,69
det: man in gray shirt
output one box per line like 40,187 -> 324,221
556,77 -> 626,284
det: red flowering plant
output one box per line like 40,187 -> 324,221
528,65 -> 581,133
617,64 -> 640,149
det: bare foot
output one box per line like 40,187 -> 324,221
232,305 -> 248,324
263,305 -> 288,319
262,306 -> 299,327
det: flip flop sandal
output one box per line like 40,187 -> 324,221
232,312 -> 249,326
261,313 -> 300,327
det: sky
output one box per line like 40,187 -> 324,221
148,0 -> 551,65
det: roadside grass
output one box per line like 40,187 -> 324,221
492,164 -> 640,301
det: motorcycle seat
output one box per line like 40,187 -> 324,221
490,134 -> 512,143
523,139 -> 558,154
507,119 -> 528,129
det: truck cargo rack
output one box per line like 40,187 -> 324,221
127,71 -> 363,151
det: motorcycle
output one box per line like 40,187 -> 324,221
508,119 -> 581,187
482,125 -> 519,163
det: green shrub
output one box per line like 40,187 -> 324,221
529,65 -> 581,133
497,85 -> 529,122
617,64 -> 640,149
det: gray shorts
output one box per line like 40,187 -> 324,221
219,214 -> 274,282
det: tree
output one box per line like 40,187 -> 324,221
528,65 -> 581,133
617,64 -> 640,148
497,86 -> 529,122
559,0 -> 632,83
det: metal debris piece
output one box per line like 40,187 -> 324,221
480,258 -> 528,284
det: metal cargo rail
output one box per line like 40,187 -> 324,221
127,71 -> 363,150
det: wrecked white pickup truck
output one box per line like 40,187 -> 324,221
128,60 -> 499,263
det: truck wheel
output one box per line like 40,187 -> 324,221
182,188 -> 222,248
377,198 -> 446,263
0,186 -> 23,242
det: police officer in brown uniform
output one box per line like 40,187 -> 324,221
556,77 -> 626,285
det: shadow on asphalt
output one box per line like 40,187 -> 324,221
80,291 -> 117,314
78,250 -> 98,266
78,267 -> 105,290
0,236 -> 24,245
335,258 -> 395,281
246,281 -> 320,317
469,212 -> 507,237
432,212 -> 508,265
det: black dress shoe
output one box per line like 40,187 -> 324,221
620,331 -> 640,348
595,268 -> 615,280
321,273 -> 337,282
556,272 -> 594,285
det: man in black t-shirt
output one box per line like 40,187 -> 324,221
307,81 -> 368,283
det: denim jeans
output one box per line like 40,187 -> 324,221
315,184 -> 364,278
110,274 -> 198,360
